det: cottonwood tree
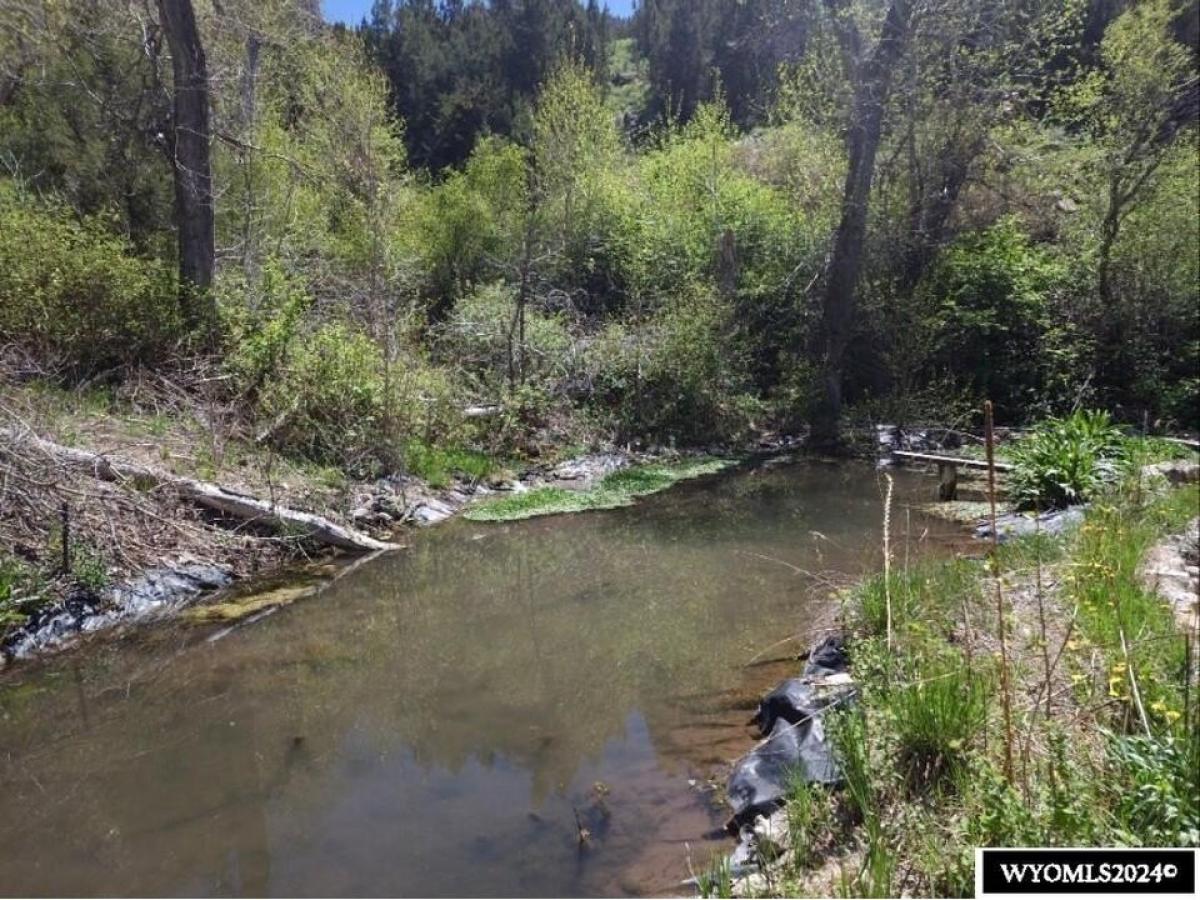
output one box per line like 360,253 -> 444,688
1058,0 -> 1196,307
809,0 -> 915,448
156,0 -> 216,326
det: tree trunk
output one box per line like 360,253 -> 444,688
157,0 -> 215,328
810,0 -> 913,449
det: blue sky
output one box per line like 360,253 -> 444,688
322,0 -> 636,25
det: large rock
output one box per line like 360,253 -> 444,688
1142,460 -> 1200,486
1139,517 -> 1200,633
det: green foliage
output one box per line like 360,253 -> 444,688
1008,410 -> 1128,509
464,457 -> 733,522
440,282 -> 572,392
1107,731 -> 1200,846
403,442 -> 495,489
0,557 -> 42,639
587,288 -> 762,443
411,138 -> 528,307
920,217 -> 1078,419
0,187 -> 179,376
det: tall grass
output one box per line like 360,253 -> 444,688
777,460 -> 1198,898
889,653 -> 992,787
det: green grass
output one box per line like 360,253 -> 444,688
404,440 -> 497,489
773,474 -> 1200,897
464,457 -> 734,522
889,650 -> 992,786
854,558 -> 982,640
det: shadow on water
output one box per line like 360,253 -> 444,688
0,459 -> 963,897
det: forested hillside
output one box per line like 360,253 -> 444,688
1,4 -> 1199,891
1,0 -> 1196,472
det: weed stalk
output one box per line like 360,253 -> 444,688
985,400 -> 1016,783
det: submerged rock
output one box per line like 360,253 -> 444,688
184,584 -> 315,623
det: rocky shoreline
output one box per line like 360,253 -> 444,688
1,436 -> 801,666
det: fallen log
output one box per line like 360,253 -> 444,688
1,426 -> 399,552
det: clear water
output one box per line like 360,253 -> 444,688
0,460 -> 961,897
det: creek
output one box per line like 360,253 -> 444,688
0,459 -> 962,897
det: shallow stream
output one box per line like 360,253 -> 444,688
0,459 -> 962,897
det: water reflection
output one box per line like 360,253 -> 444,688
0,461 -> 956,896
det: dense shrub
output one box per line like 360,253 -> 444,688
223,265 -> 463,474
0,188 -> 179,375
409,137 -> 528,312
585,287 -> 761,444
919,217 -> 1081,421
439,281 -> 574,394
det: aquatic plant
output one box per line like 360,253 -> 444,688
464,458 -> 734,522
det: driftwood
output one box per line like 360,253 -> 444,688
1,427 -> 398,552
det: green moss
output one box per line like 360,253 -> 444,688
184,584 -> 316,623
915,500 -> 1002,523
464,457 -> 735,522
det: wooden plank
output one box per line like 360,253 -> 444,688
1160,436 -> 1200,451
891,450 -> 1014,472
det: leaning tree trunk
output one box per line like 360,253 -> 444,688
1,427 -> 399,553
810,0 -> 913,449
157,0 -> 215,328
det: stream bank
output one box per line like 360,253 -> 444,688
712,473 -> 1199,899
0,393 -> 798,665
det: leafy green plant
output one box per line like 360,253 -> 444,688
920,217 -> 1075,419
1107,731 -> 1200,846
1008,410 -> 1129,509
